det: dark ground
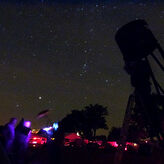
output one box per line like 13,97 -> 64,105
26,145 -> 164,164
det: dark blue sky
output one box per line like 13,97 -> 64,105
0,0 -> 162,4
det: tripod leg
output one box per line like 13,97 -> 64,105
114,94 -> 135,164
157,44 -> 164,61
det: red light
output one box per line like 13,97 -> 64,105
84,139 -> 89,144
126,142 -> 134,146
94,141 -> 102,146
29,134 -> 47,146
107,141 -> 118,147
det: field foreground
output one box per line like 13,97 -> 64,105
27,146 -> 164,164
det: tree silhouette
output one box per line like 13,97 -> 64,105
60,109 -> 85,134
60,104 -> 108,139
84,104 -> 108,138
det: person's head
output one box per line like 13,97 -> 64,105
9,118 -> 17,126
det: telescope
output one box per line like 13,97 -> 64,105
115,19 -> 164,155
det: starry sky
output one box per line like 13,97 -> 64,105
0,0 -> 164,135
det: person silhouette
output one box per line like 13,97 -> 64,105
3,118 -> 17,153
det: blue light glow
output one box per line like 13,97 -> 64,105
53,122 -> 59,131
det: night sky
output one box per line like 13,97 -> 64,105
0,0 -> 164,135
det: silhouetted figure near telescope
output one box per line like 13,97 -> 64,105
115,19 -> 164,157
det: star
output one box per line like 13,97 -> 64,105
38,96 -> 42,100
16,104 -> 20,108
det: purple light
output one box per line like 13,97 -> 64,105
24,121 -> 31,128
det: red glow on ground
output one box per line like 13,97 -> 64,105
88,140 -> 103,146
29,134 -> 47,147
107,141 -> 138,150
126,142 -> 138,148
107,141 -> 118,147
65,133 -> 81,140
64,133 -> 83,147
84,139 -> 89,144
